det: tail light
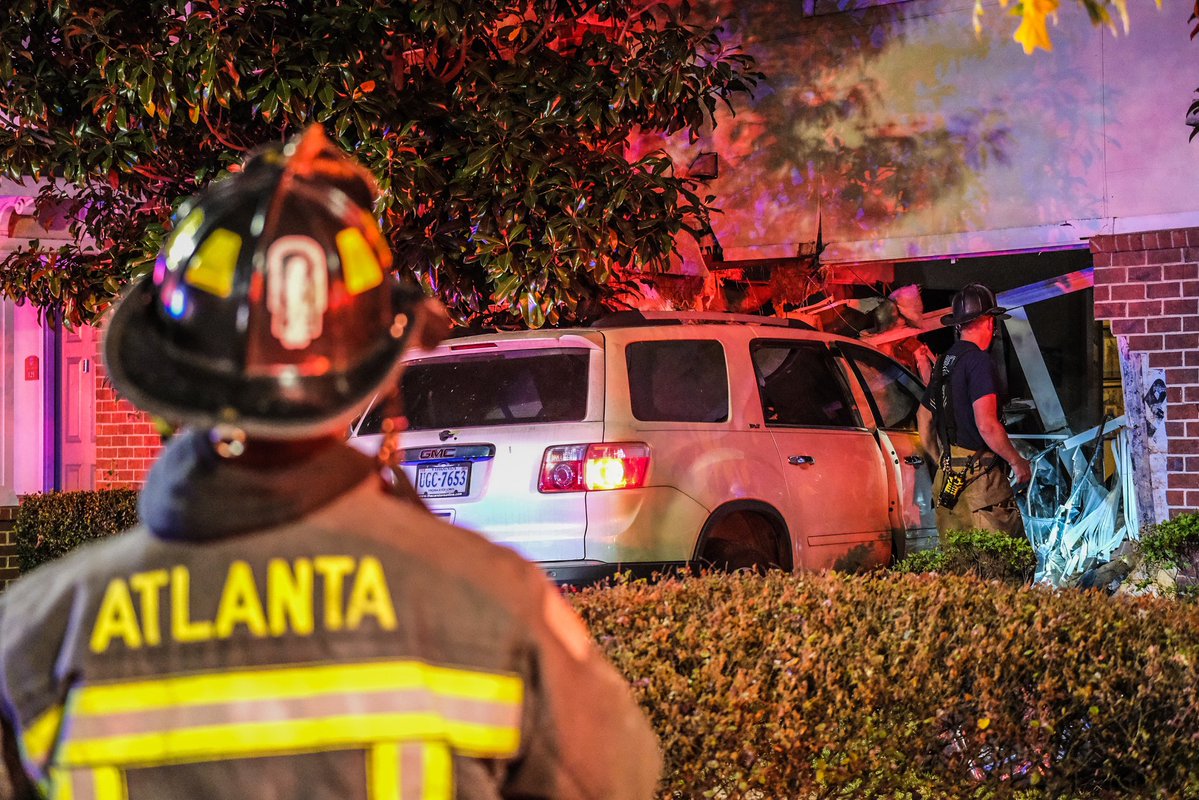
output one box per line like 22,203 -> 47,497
539,443 -> 650,492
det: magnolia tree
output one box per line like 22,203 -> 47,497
0,0 -> 759,327
0,0 -> 1172,328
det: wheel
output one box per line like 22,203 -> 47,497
702,537 -> 777,573
699,512 -> 783,574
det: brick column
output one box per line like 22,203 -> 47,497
0,506 -> 20,588
1091,228 -> 1199,516
95,358 -> 162,489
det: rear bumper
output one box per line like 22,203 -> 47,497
539,560 -> 691,588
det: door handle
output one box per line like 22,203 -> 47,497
788,455 -> 815,466
904,455 -> 924,466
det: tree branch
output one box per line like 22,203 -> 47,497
201,109 -> 249,152
437,40 -> 470,82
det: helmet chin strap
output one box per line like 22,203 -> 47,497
372,298 -> 450,497
373,392 -> 407,478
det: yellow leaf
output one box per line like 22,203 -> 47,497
977,717 -> 991,730
1013,0 -> 1059,54
1013,12 -> 1051,53
1112,0 -> 1130,33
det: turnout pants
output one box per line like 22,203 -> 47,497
932,445 -> 1026,538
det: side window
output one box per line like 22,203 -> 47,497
626,340 -> 729,422
843,345 -> 923,430
752,341 -> 857,428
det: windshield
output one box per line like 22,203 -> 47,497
357,348 -> 591,434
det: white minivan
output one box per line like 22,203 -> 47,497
349,312 -> 937,585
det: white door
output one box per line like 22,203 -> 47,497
838,343 -> 938,557
61,324 -> 98,490
751,340 -> 892,571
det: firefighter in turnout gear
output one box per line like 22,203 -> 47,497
916,283 -> 1031,538
0,127 -> 661,800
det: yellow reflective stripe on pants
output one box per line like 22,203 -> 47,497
42,660 -> 521,769
368,742 -> 452,800
48,767 -> 125,800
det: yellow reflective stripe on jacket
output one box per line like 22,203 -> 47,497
64,713 -> 517,767
48,766 -> 125,800
22,704 -> 64,769
368,742 -> 453,800
72,661 -> 521,713
369,743 -> 402,798
421,743 -> 453,800
53,660 -> 521,769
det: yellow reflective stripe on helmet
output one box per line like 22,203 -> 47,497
184,228 -> 241,298
164,210 -> 205,272
54,660 -> 521,769
336,227 -> 384,295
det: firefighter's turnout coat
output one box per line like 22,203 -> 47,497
0,432 -> 661,799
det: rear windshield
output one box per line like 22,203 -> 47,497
357,348 -> 591,434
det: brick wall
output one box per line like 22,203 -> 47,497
95,358 -> 162,489
0,506 -> 19,588
1091,227 -> 1199,515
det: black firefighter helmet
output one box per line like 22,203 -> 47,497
939,283 -> 1011,328
104,126 -> 422,439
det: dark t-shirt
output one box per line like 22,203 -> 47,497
920,340 -> 998,452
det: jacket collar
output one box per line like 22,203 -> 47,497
139,429 -> 378,541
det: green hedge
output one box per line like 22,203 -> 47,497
571,572 -> 1199,799
14,495 -> 1199,797
895,528 -> 1037,584
15,490 -> 138,573
1139,513 -> 1199,572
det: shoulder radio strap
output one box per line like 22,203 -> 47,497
935,353 -> 958,457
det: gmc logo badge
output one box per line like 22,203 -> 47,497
419,448 -> 456,459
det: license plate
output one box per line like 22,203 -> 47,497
415,463 -> 471,498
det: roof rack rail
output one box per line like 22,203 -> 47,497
591,310 -> 815,331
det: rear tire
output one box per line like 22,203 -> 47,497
699,512 -> 783,574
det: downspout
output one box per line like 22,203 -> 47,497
42,311 -> 61,492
